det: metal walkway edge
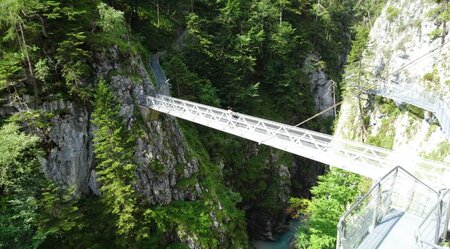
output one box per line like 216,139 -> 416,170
368,83 -> 450,141
145,94 -> 450,189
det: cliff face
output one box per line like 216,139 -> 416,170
335,0 -> 450,163
94,48 -> 203,205
38,100 -> 97,195
304,53 -> 338,118
28,47 -> 203,207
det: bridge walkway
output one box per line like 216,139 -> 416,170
145,94 -> 450,190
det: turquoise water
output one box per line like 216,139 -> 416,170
251,219 -> 301,249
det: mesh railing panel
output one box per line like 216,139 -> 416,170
337,167 -> 439,249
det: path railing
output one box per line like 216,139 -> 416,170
150,53 -> 170,96
367,83 -> 450,141
145,94 -> 450,189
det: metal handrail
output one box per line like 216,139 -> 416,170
365,82 -> 450,141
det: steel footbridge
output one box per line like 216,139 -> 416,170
143,93 -> 450,248
144,94 -> 450,190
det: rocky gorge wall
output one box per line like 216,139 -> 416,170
27,47 -> 203,207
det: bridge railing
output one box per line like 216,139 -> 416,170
146,94 -> 450,187
336,166 -> 439,249
416,189 -> 450,249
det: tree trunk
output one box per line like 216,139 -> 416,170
18,19 -> 39,102
157,0 -> 160,28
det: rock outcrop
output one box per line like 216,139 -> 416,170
39,100 -> 97,195
93,47 -> 203,204
12,46 -> 203,205
304,53 -> 338,118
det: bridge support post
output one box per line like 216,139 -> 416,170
443,196 -> 450,243
385,167 -> 399,214
435,199 -> 443,244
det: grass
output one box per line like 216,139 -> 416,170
428,28 -> 443,40
366,120 -> 395,149
175,175 -> 198,190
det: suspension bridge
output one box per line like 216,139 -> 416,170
146,54 -> 450,248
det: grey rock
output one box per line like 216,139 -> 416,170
40,101 -> 97,195
303,53 -> 336,117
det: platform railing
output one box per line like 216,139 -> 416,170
416,189 -> 450,249
336,166 -> 439,249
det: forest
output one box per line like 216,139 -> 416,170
0,0 -> 385,248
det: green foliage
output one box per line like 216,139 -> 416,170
423,72 -> 437,82
0,123 -> 40,193
149,160 -> 166,175
92,79 -> 139,242
0,122 -> 82,248
178,122 -> 249,248
405,105 -> 425,119
97,3 -> 126,36
164,54 -> 220,106
145,201 -> 217,247
365,98 -> 400,149
386,6 -> 400,21
294,170 -> 361,249
175,176 -> 198,190
0,52 -> 23,90
347,25 -> 370,63
428,28 -> 443,40
34,58 -> 50,83
56,31 -> 91,99
423,141 -> 450,161
288,197 -> 310,218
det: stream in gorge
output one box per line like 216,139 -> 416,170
251,219 -> 301,249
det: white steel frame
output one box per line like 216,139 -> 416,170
146,95 -> 450,189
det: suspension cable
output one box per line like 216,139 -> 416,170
294,100 -> 343,127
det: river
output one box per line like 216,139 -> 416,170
251,219 -> 301,249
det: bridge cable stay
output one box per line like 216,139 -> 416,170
360,39 -> 450,90
259,100 -> 343,144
